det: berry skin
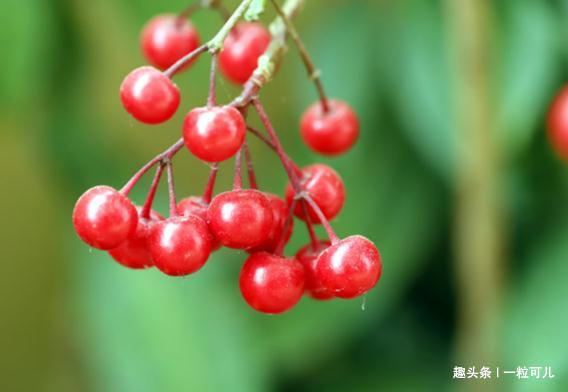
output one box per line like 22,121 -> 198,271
108,208 -> 163,269
315,235 -> 382,299
207,189 -> 273,249
72,186 -> 138,250
300,100 -> 359,155
177,196 -> 220,250
183,106 -> 246,162
148,215 -> 212,276
295,241 -> 334,300
248,193 -> 294,253
285,164 -> 345,223
120,66 -> 180,124
239,252 -> 305,314
177,196 -> 208,221
219,22 -> 271,84
141,14 -> 200,71
547,86 -> 568,161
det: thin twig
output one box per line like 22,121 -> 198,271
270,0 -> 329,112
140,164 -> 165,219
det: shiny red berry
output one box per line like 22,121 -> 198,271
248,193 -> 293,253
207,189 -> 273,249
315,235 -> 382,299
177,196 -> 220,250
120,66 -> 180,124
72,186 -> 138,250
547,86 -> 568,161
285,164 -> 345,223
183,106 -> 246,162
108,207 -> 163,269
300,99 -> 359,155
296,241 -> 334,300
239,252 -> 305,314
141,14 -> 200,71
219,22 -> 271,84
148,215 -> 212,276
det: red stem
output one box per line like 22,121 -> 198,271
177,2 -> 200,23
164,44 -> 208,78
207,53 -> 218,108
140,164 -> 165,219
233,147 -> 243,190
202,163 -> 219,203
270,0 -> 330,113
301,200 -> 319,249
243,141 -> 258,189
302,195 -> 339,244
166,161 -> 178,217
120,139 -> 185,196
251,98 -> 302,191
275,198 -> 297,256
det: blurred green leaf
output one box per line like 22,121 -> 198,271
388,0 -> 456,180
495,0 -> 561,156
0,0 -> 55,110
505,219 -> 568,391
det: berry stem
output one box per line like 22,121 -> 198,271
202,163 -> 219,203
177,2 -> 201,22
275,198 -> 297,256
251,98 -> 302,191
247,125 -> 303,177
210,0 -> 231,21
164,44 -> 208,78
120,139 -> 185,196
208,0 -> 253,52
166,160 -> 178,217
233,147 -> 244,190
247,125 -> 276,150
301,200 -> 319,249
140,163 -> 165,219
243,140 -> 258,189
270,0 -> 329,112
207,53 -> 218,108
302,194 -> 339,244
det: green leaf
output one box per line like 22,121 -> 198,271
494,0 -> 561,157
245,0 -> 267,21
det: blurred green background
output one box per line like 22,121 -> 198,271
1,0 -> 568,391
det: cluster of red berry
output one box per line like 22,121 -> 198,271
548,86 -> 568,162
72,1 -> 382,314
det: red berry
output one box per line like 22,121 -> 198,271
72,186 -> 138,250
300,99 -> 359,155
141,14 -> 200,71
177,196 -> 220,250
177,196 -> 208,220
315,235 -> 382,299
285,164 -> 345,223
248,193 -> 294,253
239,252 -> 305,314
108,207 -> 163,269
296,241 -> 334,300
120,66 -> 180,124
207,190 -> 273,249
219,22 -> 271,84
183,106 -> 246,162
148,215 -> 212,276
547,86 -> 568,161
